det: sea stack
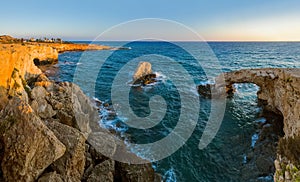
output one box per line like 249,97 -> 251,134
132,62 -> 156,86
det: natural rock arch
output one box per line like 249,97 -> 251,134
200,68 -> 299,137
198,68 -> 300,181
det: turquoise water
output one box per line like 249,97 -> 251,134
51,42 -> 300,182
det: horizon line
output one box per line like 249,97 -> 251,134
68,39 -> 300,43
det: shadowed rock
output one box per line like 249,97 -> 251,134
47,121 -> 86,182
38,172 -> 63,182
0,98 -> 66,182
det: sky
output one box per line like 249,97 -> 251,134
1,0 -> 300,41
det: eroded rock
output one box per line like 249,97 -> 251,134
133,62 -> 153,81
133,62 -> 156,85
0,98 -> 66,182
115,162 -> 157,182
87,132 -> 117,159
47,82 -> 97,137
47,121 -> 86,182
31,99 -> 56,119
87,160 -> 115,182
38,172 -> 64,182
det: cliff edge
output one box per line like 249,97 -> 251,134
0,42 -> 158,181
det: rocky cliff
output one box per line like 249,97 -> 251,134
0,42 -> 158,181
199,68 -> 300,181
0,42 -> 110,104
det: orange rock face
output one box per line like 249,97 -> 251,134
0,44 -> 59,96
26,42 -> 111,53
0,42 -> 110,98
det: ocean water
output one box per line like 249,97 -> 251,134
50,41 -> 300,182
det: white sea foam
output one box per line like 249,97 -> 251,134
163,168 -> 177,182
251,133 -> 259,147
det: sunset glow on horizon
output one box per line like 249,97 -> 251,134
202,15 -> 300,41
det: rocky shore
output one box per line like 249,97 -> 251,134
0,41 -> 159,181
198,68 -> 300,181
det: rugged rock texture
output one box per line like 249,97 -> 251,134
0,44 -> 53,98
0,40 -> 111,109
199,68 -> 300,181
47,121 -> 86,182
133,62 -> 153,81
212,68 -> 300,137
37,172 -> 64,182
0,40 -> 158,182
0,98 -> 66,182
133,62 -> 156,85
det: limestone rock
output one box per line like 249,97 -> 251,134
198,68 -> 300,181
38,172 -> 64,182
0,44 -> 56,92
207,68 -> 300,137
48,82 -> 98,137
30,86 -> 48,100
115,162 -> 156,182
31,99 -> 56,119
46,121 -> 86,182
0,98 -> 66,182
132,62 -> 157,85
87,160 -> 115,182
133,62 -> 153,81
87,132 -> 117,158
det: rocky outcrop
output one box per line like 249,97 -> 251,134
133,62 -> 156,85
0,44 -> 54,99
47,121 -> 86,182
198,68 -> 300,181
0,35 -> 19,43
45,43 -> 111,53
0,40 -> 157,181
206,68 -> 300,136
0,98 -> 66,182
0,40 -> 111,109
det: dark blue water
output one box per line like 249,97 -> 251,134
51,41 -> 300,182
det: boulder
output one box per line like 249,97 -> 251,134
133,62 -> 153,81
115,162 -> 157,182
86,160 -> 115,182
46,121 -> 86,182
132,62 -> 156,85
0,98 -> 66,182
31,99 -> 56,119
87,132 -> 117,159
38,172 -> 64,182
47,82 -> 97,137
30,86 -> 48,100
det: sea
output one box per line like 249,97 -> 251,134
48,41 -> 300,182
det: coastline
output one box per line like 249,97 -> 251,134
0,40 -> 160,181
0,38 -> 299,181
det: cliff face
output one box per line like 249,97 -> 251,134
46,43 -> 111,53
0,44 -> 58,109
0,42 -> 157,182
0,42 -> 111,108
214,68 -> 300,138
0,44 -> 55,89
203,68 -> 300,181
